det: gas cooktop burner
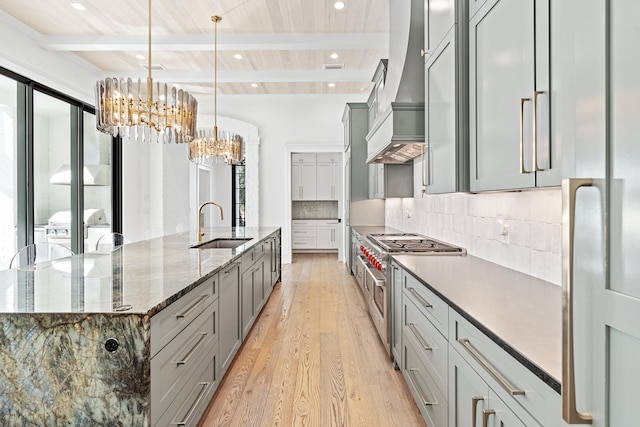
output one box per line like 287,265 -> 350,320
367,234 -> 466,254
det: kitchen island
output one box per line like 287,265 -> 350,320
0,227 -> 281,426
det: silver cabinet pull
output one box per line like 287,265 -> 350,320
420,48 -> 429,57
171,381 -> 211,425
482,409 -> 495,427
407,287 -> 432,308
176,294 -> 209,319
407,323 -> 432,351
532,90 -> 545,171
519,97 -> 532,174
421,144 -> 430,196
174,332 -> 208,365
408,368 -> 437,406
458,338 -> 525,396
472,396 -> 484,427
562,178 -> 594,424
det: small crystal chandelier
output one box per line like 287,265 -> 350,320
94,0 -> 198,143
188,15 -> 245,165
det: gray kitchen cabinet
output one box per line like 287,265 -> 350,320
448,347 -> 533,427
392,263 -> 562,427
390,260 -> 403,368
219,261 -> 241,376
150,274 -> 219,426
422,0 -> 469,195
241,245 -> 265,339
469,0 -> 559,192
342,103 -> 370,272
368,163 -> 413,199
291,153 -> 317,200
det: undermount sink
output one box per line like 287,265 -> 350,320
191,238 -> 252,249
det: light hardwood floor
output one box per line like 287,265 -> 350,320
199,253 -> 425,427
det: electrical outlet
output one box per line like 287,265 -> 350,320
496,215 -> 510,244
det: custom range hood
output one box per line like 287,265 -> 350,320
366,0 -> 425,164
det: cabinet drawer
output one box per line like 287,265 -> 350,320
154,341 -> 218,427
151,302 -> 217,422
403,337 -> 448,427
403,298 -> 448,397
241,247 -> 255,268
150,276 -> 216,357
449,311 -> 548,425
291,227 -> 316,237
292,153 -> 316,163
403,273 -> 448,337
292,238 -> 316,248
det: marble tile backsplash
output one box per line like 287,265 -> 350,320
385,188 -> 562,285
292,200 -> 339,219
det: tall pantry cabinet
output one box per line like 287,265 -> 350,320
469,0 -> 560,191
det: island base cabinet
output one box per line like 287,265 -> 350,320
219,262 -> 241,376
155,341 -> 219,427
403,336 -> 448,427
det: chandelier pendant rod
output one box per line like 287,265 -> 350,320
212,15 -> 221,143
147,0 -> 153,125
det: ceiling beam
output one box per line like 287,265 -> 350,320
40,32 -> 389,52
97,69 -> 374,83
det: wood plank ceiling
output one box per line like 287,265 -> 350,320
0,0 -> 389,96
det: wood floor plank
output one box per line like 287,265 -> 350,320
199,253 -> 425,427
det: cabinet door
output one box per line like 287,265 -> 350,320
424,0 -> 454,55
241,268 -> 254,339
253,259 -> 265,314
424,30 -> 459,194
219,262 -> 241,375
291,155 -> 317,200
316,162 -> 335,200
449,346 -> 489,427
316,226 -> 333,249
390,262 -> 403,367
470,0 -> 553,191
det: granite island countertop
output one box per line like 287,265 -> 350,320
0,227 -> 279,315
392,254 -> 562,393
0,227 -> 279,425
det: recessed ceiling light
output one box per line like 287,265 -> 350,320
328,83 -> 336,88
251,83 -> 258,88
334,1 -> 346,10
71,2 -> 86,11
135,54 -> 145,60
234,54 -> 243,60
330,53 -> 339,59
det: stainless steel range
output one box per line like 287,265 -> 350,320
355,232 -> 465,359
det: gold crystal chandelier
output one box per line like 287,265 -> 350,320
188,15 -> 245,165
94,0 -> 198,143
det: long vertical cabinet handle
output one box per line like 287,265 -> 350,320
482,409 -> 495,427
519,97 -> 532,174
421,143 -> 430,197
532,90 -> 546,171
562,178 -> 594,424
471,396 -> 484,427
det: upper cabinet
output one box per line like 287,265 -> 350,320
291,153 -> 317,201
422,0 -> 469,194
469,0 -> 559,192
368,163 -> 414,199
291,152 -> 341,201
316,153 -> 342,201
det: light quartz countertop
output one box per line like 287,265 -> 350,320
0,227 -> 279,315
393,254 -> 562,393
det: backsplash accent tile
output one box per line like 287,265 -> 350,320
292,200 -> 339,219
385,188 -> 562,285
